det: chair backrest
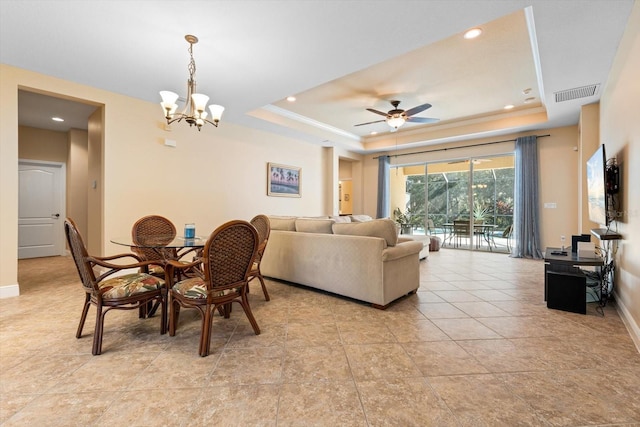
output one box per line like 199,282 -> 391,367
131,215 -> 176,260
250,214 -> 271,257
453,219 -> 469,234
64,218 -> 98,294
203,220 -> 259,291
426,219 -> 435,231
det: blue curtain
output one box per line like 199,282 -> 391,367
376,156 -> 390,218
512,135 -> 543,259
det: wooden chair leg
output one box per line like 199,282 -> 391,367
92,303 -> 105,355
76,294 -> 91,338
159,294 -> 168,335
240,293 -> 261,335
199,305 -> 213,357
257,274 -> 270,301
169,297 -> 180,336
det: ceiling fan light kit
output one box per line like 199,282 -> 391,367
160,35 -> 224,131
355,99 -> 439,131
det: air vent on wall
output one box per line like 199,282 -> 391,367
554,84 -> 600,103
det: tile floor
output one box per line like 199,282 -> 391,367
1,249 -> 639,426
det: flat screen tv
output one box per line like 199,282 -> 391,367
586,144 -> 608,225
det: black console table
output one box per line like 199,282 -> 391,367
544,247 -> 604,314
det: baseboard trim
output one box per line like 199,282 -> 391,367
614,290 -> 640,352
0,284 -> 20,299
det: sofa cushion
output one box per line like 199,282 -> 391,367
268,216 -> 297,231
295,218 -> 335,234
332,218 -> 398,247
350,214 -> 373,223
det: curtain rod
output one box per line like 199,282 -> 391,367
372,134 -> 551,159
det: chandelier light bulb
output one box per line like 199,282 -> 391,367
208,104 -> 225,122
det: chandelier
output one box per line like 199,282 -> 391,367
160,35 -> 224,131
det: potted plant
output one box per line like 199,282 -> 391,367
473,202 -> 490,223
394,207 -> 416,234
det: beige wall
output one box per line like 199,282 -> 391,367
538,126 -> 580,249
599,1 -> 640,346
0,64 -> 337,296
18,126 -> 68,162
67,129 -> 89,238
578,103 -> 601,233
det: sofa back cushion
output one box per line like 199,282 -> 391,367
295,218 -> 335,234
268,216 -> 297,231
332,218 -> 398,246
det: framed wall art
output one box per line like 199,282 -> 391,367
267,163 -> 301,197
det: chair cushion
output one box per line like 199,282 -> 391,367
173,277 -> 240,299
99,273 -> 164,299
173,277 -> 208,299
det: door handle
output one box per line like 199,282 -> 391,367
53,213 -> 60,218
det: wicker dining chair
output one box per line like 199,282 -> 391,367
248,214 -> 271,301
131,215 -> 178,277
165,220 -> 260,357
65,218 -> 167,355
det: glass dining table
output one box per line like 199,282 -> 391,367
110,235 -> 206,261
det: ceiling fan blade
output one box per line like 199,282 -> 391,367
406,116 -> 440,124
354,119 -> 385,127
404,103 -> 432,117
366,108 -> 390,117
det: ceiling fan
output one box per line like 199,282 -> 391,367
355,100 -> 439,130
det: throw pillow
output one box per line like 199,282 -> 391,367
332,218 -> 398,246
295,218 -> 335,234
350,214 -> 373,223
331,215 -> 352,223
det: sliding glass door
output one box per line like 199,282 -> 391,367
390,155 -> 514,252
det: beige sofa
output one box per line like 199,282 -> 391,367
261,216 -> 423,309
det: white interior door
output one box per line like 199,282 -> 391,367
18,161 -> 65,259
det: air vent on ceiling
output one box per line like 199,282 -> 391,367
554,84 -> 600,103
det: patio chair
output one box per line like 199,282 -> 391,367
165,220 -> 260,357
65,218 -> 167,355
503,224 -> 514,251
248,214 -> 271,301
452,220 -> 470,248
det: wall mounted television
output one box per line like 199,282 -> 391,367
586,144 -> 609,225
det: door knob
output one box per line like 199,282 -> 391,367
53,213 -> 60,218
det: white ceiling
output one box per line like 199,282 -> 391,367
1,0 -> 634,153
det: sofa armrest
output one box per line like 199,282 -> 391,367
382,241 -> 423,261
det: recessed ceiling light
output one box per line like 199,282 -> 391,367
51,117 -> 64,122
286,96 -> 296,102
370,131 -> 378,135
504,104 -> 515,110
463,28 -> 482,39
524,97 -> 536,104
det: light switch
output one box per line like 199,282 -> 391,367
164,138 -> 177,147
544,202 -> 557,209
